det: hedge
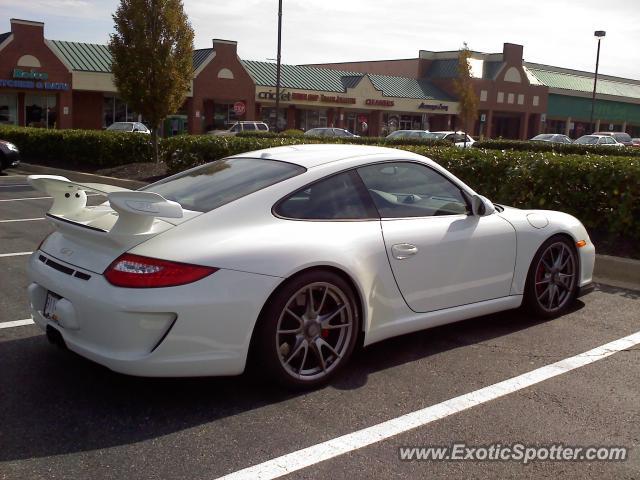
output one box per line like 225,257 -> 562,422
474,139 -> 640,157
237,130 -> 451,147
0,125 -> 153,167
162,135 -> 640,241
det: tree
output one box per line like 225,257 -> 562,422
109,0 -> 194,162
453,43 -> 479,145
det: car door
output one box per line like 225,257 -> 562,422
357,161 -> 517,313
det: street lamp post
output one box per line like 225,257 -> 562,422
274,0 -> 283,132
589,30 -> 606,134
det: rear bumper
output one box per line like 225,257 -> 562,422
27,251 -> 281,377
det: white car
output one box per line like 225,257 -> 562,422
105,122 -> 151,134
431,131 -> 476,148
573,135 -> 624,147
26,145 -> 595,388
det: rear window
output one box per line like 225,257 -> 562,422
143,158 -> 305,212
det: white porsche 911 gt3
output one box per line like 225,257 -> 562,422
27,144 -> 595,388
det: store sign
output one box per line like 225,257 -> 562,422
233,101 -> 246,115
289,91 -> 355,105
258,90 -> 291,101
13,68 -> 49,81
418,102 -> 448,112
365,99 -> 394,107
0,79 -> 69,91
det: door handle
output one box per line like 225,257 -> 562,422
391,243 -> 418,260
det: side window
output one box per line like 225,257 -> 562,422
357,162 -> 469,218
257,123 -> 268,131
244,123 -> 257,131
275,171 -> 377,220
230,124 -> 240,133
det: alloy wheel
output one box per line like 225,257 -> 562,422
534,241 -> 576,313
275,282 -> 354,381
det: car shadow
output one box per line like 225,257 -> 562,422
0,297 -> 589,462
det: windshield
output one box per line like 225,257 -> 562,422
575,136 -> 599,145
425,132 -> 446,140
107,122 -> 134,132
143,158 -> 305,212
532,134 -> 554,141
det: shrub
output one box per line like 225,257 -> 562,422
0,125 -> 153,167
474,139 -> 640,157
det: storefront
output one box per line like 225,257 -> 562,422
249,70 -> 459,136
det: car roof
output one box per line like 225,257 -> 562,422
229,144 -> 422,169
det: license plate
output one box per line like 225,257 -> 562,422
44,292 -> 62,322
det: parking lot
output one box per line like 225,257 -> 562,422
0,170 -> 638,480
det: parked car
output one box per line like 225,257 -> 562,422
593,131 -> 633,147
631,138 -> 640,148
530,134 -> 572,144
106,122 -> 151,134
431,131 -> 476,148
26,144 -> 594,388
209,121 -> 269,136
304,127 -> 359,138
574,135 -> 624,147
385,130 -> 431,140
0,140 -> 21,172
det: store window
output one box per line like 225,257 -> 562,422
25,94 -> 57,128
103,96 -> 143,127
0,94 -> 18,125
213,103 -> 239,129
299,109 -> 327,131
261,107 -> 287,131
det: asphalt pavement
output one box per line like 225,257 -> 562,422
0,170 -> 638,480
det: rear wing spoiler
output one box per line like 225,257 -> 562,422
27,175 -> 183,237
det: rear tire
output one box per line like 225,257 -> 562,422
255,270 -> 360,389
524,235 -> 579,318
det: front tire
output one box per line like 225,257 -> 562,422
255,270 -> 360,389
524,235 -> 579,318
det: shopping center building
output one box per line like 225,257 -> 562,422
1,18 -> 639,138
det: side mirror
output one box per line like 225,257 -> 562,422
471,194 -> 496,216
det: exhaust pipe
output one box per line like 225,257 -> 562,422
46,325 -> 67,349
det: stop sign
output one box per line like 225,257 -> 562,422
233,101 -> 246,115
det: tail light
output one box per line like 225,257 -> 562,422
104,253 -> 217,288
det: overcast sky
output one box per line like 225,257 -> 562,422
1,0 -> 639,79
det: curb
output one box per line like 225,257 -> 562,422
594,254 -> 640,289
8,163 -> 148,189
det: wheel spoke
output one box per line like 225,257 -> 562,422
541,257 -> 553,272
547,285 -> 557,309
297,342 -> 309,374
312,341 -> 327,372
306,287 -> 315,318
285,308 -> 304,326
278,327 -> 301,335
316,337 -> 342,360
320,304 -> 347,327
554,248 -> 565,269
536,277 -> 551,286
317,286 -> 329,314
283,337 -> 305,366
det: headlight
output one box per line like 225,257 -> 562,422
6,143 -> 19,152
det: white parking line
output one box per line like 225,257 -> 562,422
217,330 -> 640,480
0,319 -> 34,329
0,196 -> 52,202
0,251 -> 33,258
0,218 -> 44,223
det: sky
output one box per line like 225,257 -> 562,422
1,0 -> 639,79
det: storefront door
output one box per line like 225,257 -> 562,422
0,93 -> 18,126
25,94 -> 57,128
